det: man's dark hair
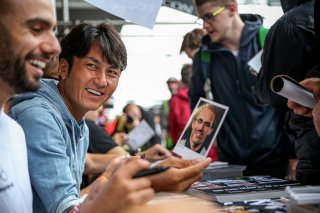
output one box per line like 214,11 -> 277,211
59,22 -> 127,72
0,0 -> 14,30
0,0 -> 13,20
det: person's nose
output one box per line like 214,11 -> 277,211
41,32 -> 61,57
93,71 -> 108,87
200,121 -> 209,130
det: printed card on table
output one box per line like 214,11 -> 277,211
173,97 -> 228,160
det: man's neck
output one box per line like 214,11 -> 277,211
57,82 -> 84,122
221,15 -> 245,52
191,142 -> 204,152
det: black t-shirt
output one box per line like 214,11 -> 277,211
81,119 -> 119,189
85,119 -> 118,154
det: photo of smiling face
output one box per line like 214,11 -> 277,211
173,98 -> 229,159
190,105 -> 215,152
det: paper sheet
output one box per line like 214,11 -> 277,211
126,120 -> 155,151
84,0 -> 162,29
248,50 -> 263,74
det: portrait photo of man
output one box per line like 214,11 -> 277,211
182,103 -> 216,155
173,98 -> 228,159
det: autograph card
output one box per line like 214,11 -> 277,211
126,120 -> 155,151
173,98 -> 228,159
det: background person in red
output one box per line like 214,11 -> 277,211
169,64 -> 192,145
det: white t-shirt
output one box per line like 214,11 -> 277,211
0,110 -> 33,212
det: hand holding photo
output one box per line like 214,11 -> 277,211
173,98 -> 228,160
270,75 -> 316,109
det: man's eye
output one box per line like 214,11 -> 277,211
204,122 -> 211,127
87,64 -> 97,69
32,27 -> 43,34
106,70 -> 120,78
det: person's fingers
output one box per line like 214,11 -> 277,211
101,154 -> 131,178
287,100 -> 296,110
174,173 -> 203,192
101,157 -> 123,178
189,157 -> 212,171
155,145 -> 172,156
178,158 -> 211,179
151,155 -> 167,161
312,105 -> 320,137
171,161 -> 208,192
143,145 -> 172,162
157,157 -> 187,168
158,157 -> 203,169
158,158 -> 211,184
117,158 -> 151,179
126,155 -> 140,163
287,100 -> 313,117
301,78 -> 320,101
293,107 -> 312,117
190,158 -> 211,168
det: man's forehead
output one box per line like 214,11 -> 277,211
200,107 -> 215,116
11,0 -> 55,24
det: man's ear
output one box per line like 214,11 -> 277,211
58,59 -> 69,80
228,2 -> 237,16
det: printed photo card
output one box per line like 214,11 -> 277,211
173,97 -> 228,159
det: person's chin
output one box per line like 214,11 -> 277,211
209,33 -> 220,43
27,76 -> 41,88
85,102 -> 104,112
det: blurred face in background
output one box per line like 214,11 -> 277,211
167,81 -> 179,95
124,104 -> 142,131
197,2 -> 234,44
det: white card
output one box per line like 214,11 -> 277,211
173,97 -> 229,160
126,120 -> 155,151
248,49 -> 263,74
84,0 -> 162,29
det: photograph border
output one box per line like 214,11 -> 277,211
173,97 -> 229,159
